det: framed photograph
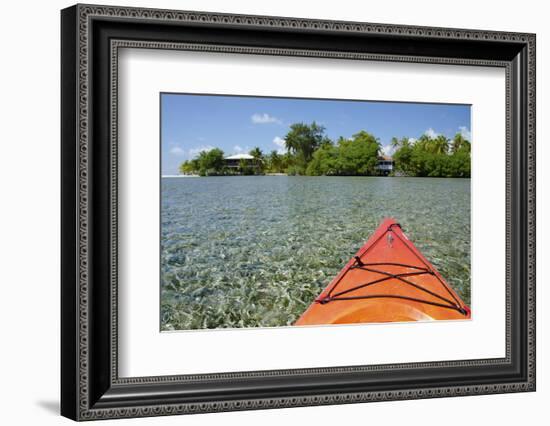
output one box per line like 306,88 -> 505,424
61,4 -> 536,421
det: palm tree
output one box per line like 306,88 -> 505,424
249,147 -> 264,173
268,150 -> 282,172
417,134 -> 448,154
452,133 -> 471,153
432,135 -> 449,155
390,137 -> 400,150
415,134 -> 431,152
284,122 -> 327,168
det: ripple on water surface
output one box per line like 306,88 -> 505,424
161,176 -> 471,330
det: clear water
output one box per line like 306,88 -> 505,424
161,176 -> 470,330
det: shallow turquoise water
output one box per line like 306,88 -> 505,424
161,176 -> 470,330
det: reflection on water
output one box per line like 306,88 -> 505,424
161,176 -> 470,330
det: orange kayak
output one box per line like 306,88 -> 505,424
295,218 -> 470,325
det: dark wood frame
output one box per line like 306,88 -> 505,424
61,4 -> 536,421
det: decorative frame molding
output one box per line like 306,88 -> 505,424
61,4 -> 535,421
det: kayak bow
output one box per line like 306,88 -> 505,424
295,218 -> 471,325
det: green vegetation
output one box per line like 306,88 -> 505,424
179,148 -> 225,176
178,122 -> 471,178
392,133 -> 471,178
307,131 -> 381,176
264,150 -> 294,173
283,122 -> 330,174
249,147 -> 265,174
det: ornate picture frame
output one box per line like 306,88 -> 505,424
61,4 -> 535,421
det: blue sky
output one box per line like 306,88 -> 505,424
161,93 -> 471,175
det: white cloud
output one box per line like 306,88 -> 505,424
232,145 -> 251,154
408,137 -> 417,144
169,146 -> 185,156
424,128 -> 439,139
381,145 -> 395,156
188,145 -> 214,158
272,136 -> 287,154
458,126 -> 471,140
251,113 -> 281,124
273,136 -> 286,148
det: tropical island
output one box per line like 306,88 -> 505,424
178,122 -> 471,178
